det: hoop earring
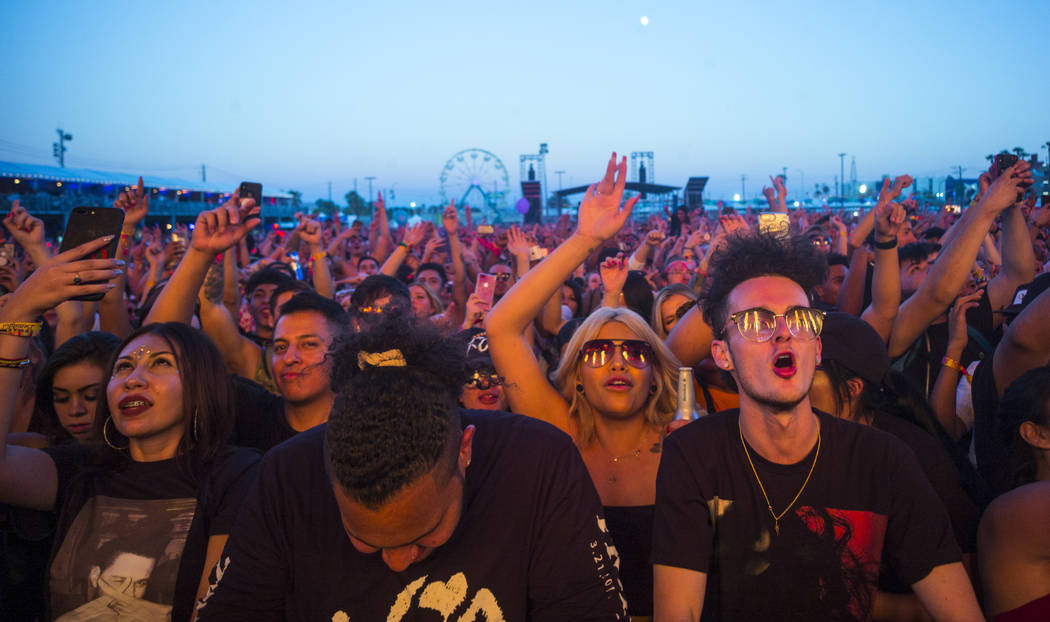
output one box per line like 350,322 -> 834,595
103,416 -> 128,451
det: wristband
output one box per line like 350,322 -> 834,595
0,356 -> 31,368
0,322 -> 42,337
310,252 -> 327,262
941,356 -> 972,384
398,241 -> 410,250
874,237 -> 898,250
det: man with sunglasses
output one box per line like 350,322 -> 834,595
652,233 -> 981,621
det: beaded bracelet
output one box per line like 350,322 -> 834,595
0,357 -> 31,368
0,322 -> 42,337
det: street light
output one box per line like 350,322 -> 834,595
733,193 -> 741,202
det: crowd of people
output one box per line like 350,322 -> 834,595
0,151 -> 1047,621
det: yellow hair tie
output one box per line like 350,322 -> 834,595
357,349 -> 407,369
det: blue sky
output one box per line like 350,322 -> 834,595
1,0 -> 1047,205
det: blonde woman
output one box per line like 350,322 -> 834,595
486,153 -> 679,618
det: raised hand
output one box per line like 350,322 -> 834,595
401,222 -> 426,248
506,225 -> 530,256
374,190 -> 386,215
0,236 -> 123,321
874,201 -> 906,240
980,160 -> 1033,214
463,292 -> 489,326
295,213 -> 323,248
599,252 -> 629,293
948,289 -> 982,351
441,201 -> 459,234
877,175 -> 914,207
189,192 -> 261,255
576,153 -> 639,243
719,213 -> 749,236
115,176 -> 149,230
3,201 -> 46,251
645,230 -> 666,247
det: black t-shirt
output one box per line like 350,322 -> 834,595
652,410 -> 960,622
872,414 -> 980,555
44,444 -> 259,622
970,359 -> 1012,496
230,375 -> 297,453
602,505 -> 653,617
893,291 -> 995,397
196,410 -> 629,622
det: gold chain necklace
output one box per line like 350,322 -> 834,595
738,421 -> 821,536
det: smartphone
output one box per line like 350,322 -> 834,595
477,225 -> 494,235
58,206 -> 125,301
758,213 -> 790,238
944,204 -> 962,214
239,181 -> 263,207
528,245 -> 549,262
475,273 -> 496,309
994,154 -> 1018,178
0,243 -> 13,267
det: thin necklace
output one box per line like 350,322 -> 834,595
739,420 -> 821,536
597,432 -> 647,484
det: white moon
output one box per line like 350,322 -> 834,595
640,16 -> 649,26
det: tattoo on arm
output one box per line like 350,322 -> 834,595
202,261 -> 224,303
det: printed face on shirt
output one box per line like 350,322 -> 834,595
52,361 -> 105,442
272,310 -> 335,405
577,321 -> 654,420
711,275 -> 821,413
108,334 -> 185,449
91,552 -> 156,600
328,427 -> 474,573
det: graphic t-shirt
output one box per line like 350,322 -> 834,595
196,410 -> 629,622
652,410 -> 960,622
44,445 -> 259,622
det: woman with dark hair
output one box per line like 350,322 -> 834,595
31,331 -> 121,444
0,237 -> 259,622
809,312 -> 985,620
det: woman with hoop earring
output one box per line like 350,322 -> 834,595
0,236 -> 258,621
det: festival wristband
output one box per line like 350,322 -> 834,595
874,237 -> 898,250
0,322 -> 42,337
0,356 -> 31,368
941,356 -> 972,383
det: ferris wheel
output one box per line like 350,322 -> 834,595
439,148 -> 510,212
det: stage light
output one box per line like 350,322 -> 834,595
733,193 -> 741,202
56,182 -> 62,187
410,202 -> 416,208
858,184 -> 867,194
13,179 -> 19,184
794,201 -> 800,207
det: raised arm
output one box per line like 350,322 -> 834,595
986,196 -> 1036,320
295,214 -> 334,299
100,178 -> 151,339
599,253 -> 628,309
485,153 -> 637,431
145,193 -> 260,325
0,237 -> 122,511
861,200 -> 905,341
929,291 -> 981,440
442,202 -> 468,327
378,222 -> 424,277
889,162 -> 1032,357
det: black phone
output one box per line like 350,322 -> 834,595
58,206 -> 125,301
238,182 -> 263,207
994,154 -> 1018,178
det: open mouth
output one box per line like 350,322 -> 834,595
773,352 -> 797,378
605,376 -> 634,391
477,392 -> 500,405
118,397 -> 152,416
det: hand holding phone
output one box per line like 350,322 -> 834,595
475,273 -> 496,309
58,207 -> 126,301
239,182 -> 263,207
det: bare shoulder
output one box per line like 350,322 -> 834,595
980,482 -> 1050,542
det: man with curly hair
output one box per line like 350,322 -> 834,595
652,232 -> 982,621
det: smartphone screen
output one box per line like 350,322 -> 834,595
475,273 -> 496,309
58,206 -> 126,301
477,225 -> 494,235
993,154 -> 1018,178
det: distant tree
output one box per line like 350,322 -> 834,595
1012,147 -> 1028,159
288,190 -> 303,209
315,199 -> 339,219
343,191 -> 368,217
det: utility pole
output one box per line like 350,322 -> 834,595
52,128 -> 72,167
201,164 -> 206,183
838,153 -> 847,208
328,181 -> 332,202
740,175 -> 747,201
364,176 -> 376,206
781,166 -> 787,180
554,170 -> 565,216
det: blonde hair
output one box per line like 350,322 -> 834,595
552,307 -> 681,446
410,283 -> 444,317
651,284 -> 699,339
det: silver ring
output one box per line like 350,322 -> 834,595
73,273 -> 82,285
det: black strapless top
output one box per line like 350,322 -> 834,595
603,504 -> 655,616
